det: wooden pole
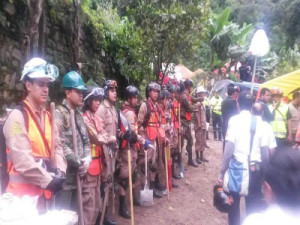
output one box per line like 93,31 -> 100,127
164,144 -> 170,200
127,144 -> 134,225
250,55 -> 258,95
70,110 -> 84,225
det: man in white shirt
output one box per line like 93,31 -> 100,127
219,91 -> 275,225
243,149 -> 300,225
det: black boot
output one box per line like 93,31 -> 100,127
196,151 -> 203,164
200,151 -> 209,162
150,181 -> 162,198
172,162 -> 181,179
103,216 -> 117,225
188,151 -> 198,167
172,179 -> 179,188
206,131 -> 209,140
155,175 -> 165,191
119,196 -> 131,219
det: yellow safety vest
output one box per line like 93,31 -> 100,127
211,97 -> 222,115
269,103 -> 289,138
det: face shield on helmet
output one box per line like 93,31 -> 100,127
21,58 -> 59,82
84,87 -> 104,102
103,80 -> 118,98
148,82 -> 161,92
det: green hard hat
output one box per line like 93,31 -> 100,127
62,71 -> 87,90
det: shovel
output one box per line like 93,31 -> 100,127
140,151 -> 153,206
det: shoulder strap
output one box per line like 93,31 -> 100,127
21,102 -> 51,157
142,100 -> 151,128
14,104 -> 29,131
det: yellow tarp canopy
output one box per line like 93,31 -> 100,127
260,70 -> 300,97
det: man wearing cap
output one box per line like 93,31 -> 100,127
210,90 -> 223,141
3,58 -> 66,212
269,87 -> 292,149
55,71 -> 91,215
194,86 -> 208,164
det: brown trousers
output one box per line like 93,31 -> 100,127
195,129 -> 206,152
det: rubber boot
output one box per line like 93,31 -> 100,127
119,196 -> 131,219
172,162 -> 181,179
196,151 -> 202,164
200,151 -> 209,162
172,178 -> 179,188
150,181 -> 162,198
187,151 -> 198,167
155,174 -> 165,191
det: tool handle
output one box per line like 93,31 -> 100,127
164,145 -> 170,200
70,110 -> 84,225
128,145 -> 134,225
178,103 -> 182,153
144,150 -> 148,189
100,185 -> 110,225
50,102 -> 56,166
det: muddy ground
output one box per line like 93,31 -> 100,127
112,136 -> 229,225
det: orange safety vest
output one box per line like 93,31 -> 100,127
159,106 -> 166,125
185,94 -> 192,121
83,112 -> 102,176
146,100 -> 160,141
171,100 -> 179,129
121,105 -> 140,149
6,100 -> 52,199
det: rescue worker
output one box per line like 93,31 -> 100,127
82,86 -> 105,225
120,85 -> 151,208
55,71 -> 91,215
168,84 -> 182,180
210,90 -> 223,141
95,80 -> 119,224
257,88 -> 273,122
269,87 -> 292,149
3,57 -> 66,212
137,82 -> 163,198
180,79 -> 198,167
288,91 -> 300,144
193,86 -> 208,164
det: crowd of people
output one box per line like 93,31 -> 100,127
1,57 -> 300,225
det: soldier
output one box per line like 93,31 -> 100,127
168,84 -> 182,180
119,85 -> 150,211
180,79 -> 198,167
55,72 -> 92,216
137,82 -> 163,198
3,58 -> 66,212
82,86 -> 105,225
95,80 -> 119,224
194,86 -> 208,164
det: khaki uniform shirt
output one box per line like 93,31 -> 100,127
3,99 -> 66,189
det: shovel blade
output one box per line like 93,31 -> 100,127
140,187 -> 153,207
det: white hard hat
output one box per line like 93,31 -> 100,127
21,57 -> 59,82
196,86 -> 206,93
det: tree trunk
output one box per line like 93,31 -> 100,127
72,0 -> 81,72
210,48 -> 215,72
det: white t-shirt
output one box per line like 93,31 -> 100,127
226,111 -> 276,163
243,205 -> 300,225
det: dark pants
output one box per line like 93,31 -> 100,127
228,169 -> 266,225
275,137 -> 288,150
55,189 -> 78,212
212,112 -> 222,140
181,124 -> 193,161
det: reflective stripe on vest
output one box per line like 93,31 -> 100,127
6,100 -> 52,198
185,94 -> 192,121
146,100 -> 159,140
211,97 -> 222,115
83,111 -> 102,176
269,103 -> 288,138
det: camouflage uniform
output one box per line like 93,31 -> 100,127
55,99 -> 91,212
194,101 -> 207,153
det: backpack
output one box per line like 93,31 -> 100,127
0,104 -> 28,194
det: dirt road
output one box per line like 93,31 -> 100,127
115,138 -> 228,225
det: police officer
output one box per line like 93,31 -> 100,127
82,86 -> 105,225
95,80 -> 119,224
137,82 -> 163,198
3,58 -> 66,212
210,90 -> 223,141
194,86 -> 208,164
55,71 -> 91,215
180,79 -> 198,167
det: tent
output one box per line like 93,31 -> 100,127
258,70 -> 300,98
174,64 -> 203,80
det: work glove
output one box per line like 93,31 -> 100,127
46,176 -> 65,194
78,156 -> 91,176
124,130 -> 138,144
144,140 -> 154,151
108,135 -> 117,144
50,168 -> 66,179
